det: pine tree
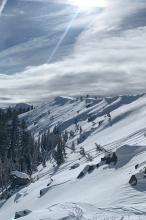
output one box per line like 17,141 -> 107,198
71,141 -> 75,153
0,108 -> 37,190
53,136 -> 66,166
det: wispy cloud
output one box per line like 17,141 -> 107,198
0,0 -> 146,104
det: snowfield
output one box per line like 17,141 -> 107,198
1,94 -> 146,220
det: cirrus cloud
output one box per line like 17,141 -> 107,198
0,0 -> 146,104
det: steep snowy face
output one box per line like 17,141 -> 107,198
1,94 -> 146,220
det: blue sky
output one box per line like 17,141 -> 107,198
0,0 -> 146,103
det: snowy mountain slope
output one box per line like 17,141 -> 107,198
1,94 -> 146,219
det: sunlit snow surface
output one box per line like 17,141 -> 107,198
1,94 -> 146,219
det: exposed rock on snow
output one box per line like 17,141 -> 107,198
77,165 -> 90,179
70,163 -> 80,170
129,175 -> 138,186
129,167 -> 146,190
40,187 -> 50,197
10,171 -> 30,187
14,209 -> 31,219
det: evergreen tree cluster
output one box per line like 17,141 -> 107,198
39,125 -> 67,167
0,108 -> 67,192
0,108 -> 37,191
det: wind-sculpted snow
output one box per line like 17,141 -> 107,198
1,95 -> 146,219
5,203 -> 146,220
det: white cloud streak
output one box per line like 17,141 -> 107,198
0,0 -> 146,103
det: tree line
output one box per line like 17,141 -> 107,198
0,108 -> 67,192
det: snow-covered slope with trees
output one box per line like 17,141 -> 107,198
1,94 -> 146,220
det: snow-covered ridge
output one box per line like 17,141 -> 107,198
20,94 -> 144,137
1,94 -> 146,220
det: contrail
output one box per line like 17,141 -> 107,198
48,9 -> 80,63
0,0 -> 7,15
